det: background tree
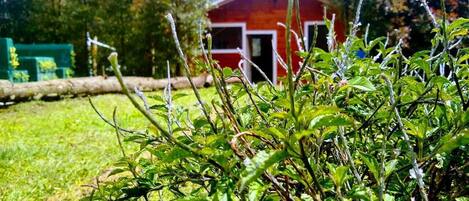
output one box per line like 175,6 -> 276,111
0,0 -> 210,77
320,0 -> 468,54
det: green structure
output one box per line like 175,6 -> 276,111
0,38 -> 30,82
17,57 -> 57,81
16,44 -> 74,79
0,38 -> 75,83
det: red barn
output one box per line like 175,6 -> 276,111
208,0 -> 345,84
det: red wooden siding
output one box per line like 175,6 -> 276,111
212,53 -> 242,69
208,0 -> 345,79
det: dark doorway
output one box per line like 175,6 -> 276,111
247,34 -> 273,83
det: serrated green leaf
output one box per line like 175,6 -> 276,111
360,153 -> 380,182
366,37 -> 386,52
403,120 -> 425,139
348,77 -> 376,91
448,18 -> 469,31
384,159 -> 398,179
436,129 -> 469,154
458,54 -> 469,64
327,163 -> 350,187
309,114 -> 353,129
240,150 -> 288,190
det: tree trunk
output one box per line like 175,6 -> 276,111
0,74 -> 226,102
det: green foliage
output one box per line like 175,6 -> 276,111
12,71 -> 29,82
38,60 -> 57,71
9,47 -> 20,68
321,0 -> 468,53
89,7 -> 468,201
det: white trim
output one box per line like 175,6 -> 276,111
246,30 -> 278,85
210,22 -> 248,80
211,0 -> 235,7
210,22 -> 246,54
304,21 -> 326,50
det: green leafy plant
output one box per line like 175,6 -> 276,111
12,71 -> 29,82
87,1 -> 468,200
70,50 -> 76,69
38,60 -> 57,71
65,68 -> 74,78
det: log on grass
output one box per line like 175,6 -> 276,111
0,74 -> 212,102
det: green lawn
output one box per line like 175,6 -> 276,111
0,88 -> 216,200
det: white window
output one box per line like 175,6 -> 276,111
304,21 -> 328,51
209,23 -> 246,53
211,27 -> 242,49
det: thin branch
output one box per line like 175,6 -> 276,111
373,33 -> 390,62
108,52 -> 225,172
134,87 -> 150,112
166,14 -> 218,134
237,48 -> 276,88
294,0 -> 306,51
351,0 -> 364,37
379,39 -> 403,70
338,126 -> 362,183
165,61 -> 173,136
419,0 -> 439,28
327,14 -> 336,52
294,24 -> 317,89
89,98 -> 148,137
112,108 -> 140,181
381,74 -> 428,201
299,138 -> 325,198
238,59 -> 254,87
271,41 -> 288,71
286,0 -> 296,119
277,22 -> 304,51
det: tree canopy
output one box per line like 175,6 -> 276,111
0,0 -> 210,77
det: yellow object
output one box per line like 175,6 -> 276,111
38,60 -> 57,70
9,47 -> 20,69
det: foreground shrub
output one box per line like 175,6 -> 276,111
86,1 -> 468,200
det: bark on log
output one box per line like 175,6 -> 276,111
0,74 -> 220,102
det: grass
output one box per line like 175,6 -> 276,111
0,87 -> 217,200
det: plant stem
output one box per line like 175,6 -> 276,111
294,0 -> 306,50
338,126 -> 362,183
166,61 -> 173,136
286,0 -> 296,119
381,74 -> 429,201
166,14 -> 218,133
420,0 -> 439,28
299,138 -> 325,198
294,24 -> 317,89
438,1 -> 467,110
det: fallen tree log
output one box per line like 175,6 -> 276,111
0,74 -> 231,102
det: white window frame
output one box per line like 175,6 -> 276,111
304,21 -> 326,51
210,22 -> 247,54
246,30 -> 278,85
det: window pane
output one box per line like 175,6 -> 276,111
211,27 -> 242,50
308,24 -> 328,51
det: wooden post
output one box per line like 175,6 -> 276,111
92,36 -> 99,76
